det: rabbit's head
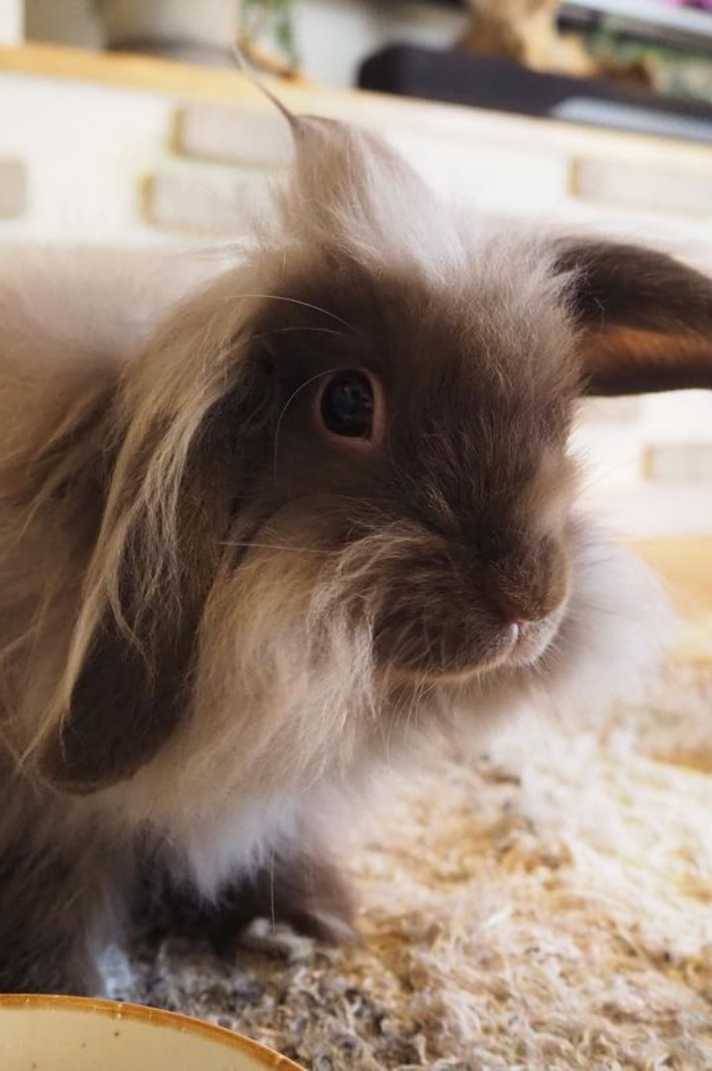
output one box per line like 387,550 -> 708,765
38,113 -> 711,804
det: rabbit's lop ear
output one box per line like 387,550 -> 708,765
555,239 -> 712,395
38,494 -> 214,794
39,564 -> 198,795
37,284 -> 238,795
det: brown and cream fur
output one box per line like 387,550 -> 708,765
0,110 -> 710,994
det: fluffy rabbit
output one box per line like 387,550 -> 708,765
0,106 -> 709,995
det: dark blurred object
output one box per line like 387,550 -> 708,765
358,43 -> 712,142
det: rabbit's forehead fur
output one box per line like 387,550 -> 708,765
254,246 -> 579,500
264,116 -> 581,488
235,123 -> 565,495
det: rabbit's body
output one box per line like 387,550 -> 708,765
0,112 -> 709,994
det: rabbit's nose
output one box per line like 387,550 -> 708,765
502,615 -> 538,637
491,590 -> 563,628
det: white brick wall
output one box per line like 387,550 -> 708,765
643,442 -> 712,483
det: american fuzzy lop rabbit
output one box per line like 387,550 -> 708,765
0,101 -> 709,995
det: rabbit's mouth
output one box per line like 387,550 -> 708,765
374,597 -> 568,684
506,602 -> 568,668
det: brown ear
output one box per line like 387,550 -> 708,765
555,240 -> 712,395
39,578 -> 197,795
37,518 -> 204,796
39,443 -> 225,796
40,631 -> 191,794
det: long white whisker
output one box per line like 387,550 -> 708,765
252,326 -> 347,340
236,293 -> 359,334
220,540 -> 335,556
272,367 -> 340,481
269,849 -> 276,933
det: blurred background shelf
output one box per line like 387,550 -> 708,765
4,40 -> 712,257
358,41 -> 712,144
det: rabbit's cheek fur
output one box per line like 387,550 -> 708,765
370,549 -> 571,680
364,484 -> 576,680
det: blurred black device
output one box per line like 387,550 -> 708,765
358,43 -> 712,144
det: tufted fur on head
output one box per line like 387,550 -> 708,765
0,100 -> 708,993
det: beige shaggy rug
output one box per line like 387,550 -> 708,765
109,632 -> 712,1070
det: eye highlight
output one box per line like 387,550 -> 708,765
318,369 -> 380,441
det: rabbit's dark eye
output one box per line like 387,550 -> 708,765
320,370 -> 374,438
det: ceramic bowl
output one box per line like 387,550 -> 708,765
0,994 -> 303,1070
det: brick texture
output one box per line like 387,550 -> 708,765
643,442 -> 712,482
144,164 -> 274,235
0,157 -> 27,218
571,156 -> 712,218
175,104 -> 292,168
579,397 -> 642,423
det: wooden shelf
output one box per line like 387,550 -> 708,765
0,42 -> 270,104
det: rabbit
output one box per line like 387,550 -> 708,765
0,101 -> 709,996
